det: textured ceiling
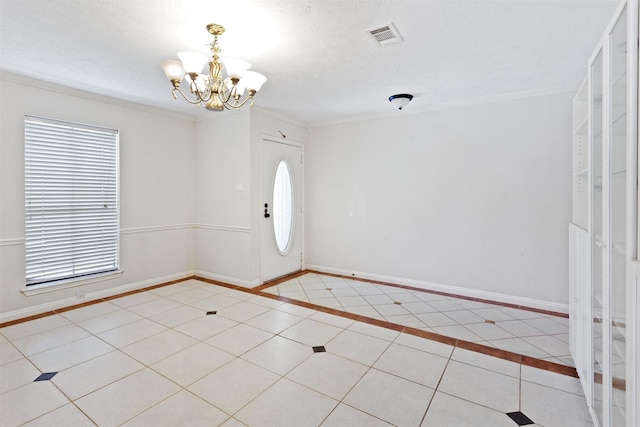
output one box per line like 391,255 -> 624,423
0,0 -> 619,125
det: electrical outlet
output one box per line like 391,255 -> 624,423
76,288 -> 85,299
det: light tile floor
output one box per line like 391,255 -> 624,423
0,278 -> 592,426
264,273 -> 574,367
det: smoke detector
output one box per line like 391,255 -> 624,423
367,22 -> 403,47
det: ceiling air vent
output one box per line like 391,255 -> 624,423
367,23 -> 403,47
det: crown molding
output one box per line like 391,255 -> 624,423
0,71 -> 195,122
306,83 -> 580,128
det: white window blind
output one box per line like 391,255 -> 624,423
25,116 -> 119,285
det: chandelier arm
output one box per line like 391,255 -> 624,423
221,95 -> 256,110
172,87 -> 207,105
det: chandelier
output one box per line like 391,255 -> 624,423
160,23 -> 267,112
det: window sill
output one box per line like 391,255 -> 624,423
21,270 -> 124,296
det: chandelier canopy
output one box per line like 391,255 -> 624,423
161,23 -> 267,112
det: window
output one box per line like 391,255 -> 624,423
24,116 -> 119,286
273,160 -> 294,254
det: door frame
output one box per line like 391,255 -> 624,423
260,135 -> 304,283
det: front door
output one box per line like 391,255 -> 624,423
261,138 -> 303,281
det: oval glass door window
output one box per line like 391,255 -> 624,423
273,160 -> 294,254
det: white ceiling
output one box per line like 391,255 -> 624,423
0,0 -> 619,125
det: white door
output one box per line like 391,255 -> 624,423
261,138 -> 303,281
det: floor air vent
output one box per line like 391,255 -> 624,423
367,23 -> 403,47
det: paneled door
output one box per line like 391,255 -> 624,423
261,138 -> 303,282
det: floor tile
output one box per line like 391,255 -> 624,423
498,306 -> 548,320
109,291 -> 160,308
495,319 -> 547,337
427,299 -> 465,312
280,290 -> 310,301
279,318 -> 343,347
0,358 -> 40,393
0,275 -> 592,427
384,314 -> 428,328
58,301 -> 121,323
471,307 -> 516,322
0,381 -> 70,425
245,294 -> 284,308
219,417 -> 245,427
121,329 -> 197,365
374,343 -> 449,388
76,309 -> 142,335
320,403 -> 393,426
244,309 -> 304,334
336,295 -> 369,307
464,322 -> 516,341
125,297 -> 183,318
521,381 -> 592,427
0,341 -> 26,365
188,358 -> 279,414
437,360 -> 519,413
443,309 -> 486,324
343,368 -> 434,426
12,324 -> 91,356
241,335 -> 312,376
52,350 -> 143,400
394,332 -> 454,358
75,368 -> 181,427
309,311 -> 354,329
148,283 -> 194,297
521,318 -> 569,335
416,312 -> 459,327
122,389 -> 229,427
521,365 -> 584,396
347,321 -> 400,342
0,314 -> 70,341
327,329 -> 392,366
28,335 -> 114,372
450,347 -> 520,378
490,337 -> 550,359
346,305 -> 386,318
174,313 -> 239,341
362,294 -> 395,306
374,303 -> 411,317
523,335 -> 571,357
22,402 -> 96,427
147,304 -> 203,328
287,352 -> 369,399
306,289 -> 336,299
96,318 -> 167,348
151,342 -> 234,387
432,325 -> 484,342
235,378 -> 338,427
215,300 -> 270,323
167,288 -> 218,304
204,323 -> 273,356
421,391 -> 515,427
401,301 -> 438,314
275,302 -> 317,317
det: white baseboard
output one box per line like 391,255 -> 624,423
0,271 -> 194,324
194,270 -> 261,288
305,264 -> 569,314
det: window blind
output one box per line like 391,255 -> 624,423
24,116 -> 119,285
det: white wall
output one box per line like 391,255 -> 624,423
194,108 -> 305,285
305,92 -> 573,309
0,72 -> 573,318
0,74 -> 196,321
